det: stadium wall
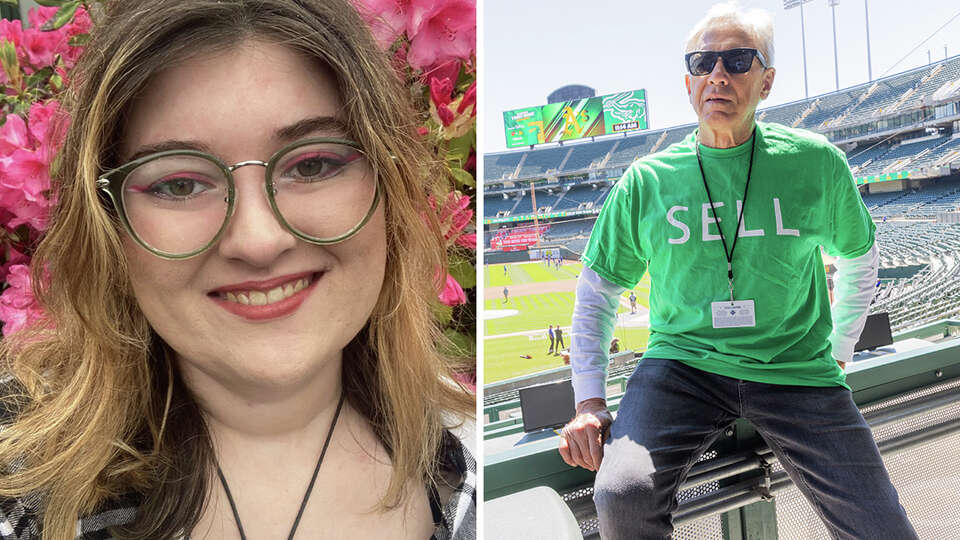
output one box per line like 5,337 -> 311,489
483,244 -> 581,265
867,179 -> 907,193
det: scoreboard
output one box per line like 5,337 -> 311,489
503,89 -> 647,149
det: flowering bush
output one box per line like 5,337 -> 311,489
356,0 -> 477,386
0,3 -> 90,336
0,1 -> 477,387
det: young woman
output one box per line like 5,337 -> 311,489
0,1 -> 475,539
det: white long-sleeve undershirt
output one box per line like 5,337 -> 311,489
571,267 -> 625,404
570,242 -> 879,404
828,242 -> 880,363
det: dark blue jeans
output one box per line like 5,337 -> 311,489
593,358 -> 918,540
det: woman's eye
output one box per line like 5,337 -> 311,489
283,156 -> 346,182
295,158 -> 336,178
148,177 -> 211,198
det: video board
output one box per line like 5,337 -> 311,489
503,89 -> 647,149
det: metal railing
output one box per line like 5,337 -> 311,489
484,319 -> 960,539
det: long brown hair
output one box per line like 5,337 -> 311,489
0,1 -> 474,539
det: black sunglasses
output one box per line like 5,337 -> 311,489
685,48 -> 769,76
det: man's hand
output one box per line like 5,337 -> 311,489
558,397 -> 613,471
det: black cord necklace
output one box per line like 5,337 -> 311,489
695,127 -> 758,301
215,392 -> 346,540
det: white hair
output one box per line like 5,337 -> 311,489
685,2 -> 775,67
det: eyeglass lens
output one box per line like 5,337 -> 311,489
687,49 -> 757,76
119,142 -> 376,255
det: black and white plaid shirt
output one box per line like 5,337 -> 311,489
0,432 -> 475,540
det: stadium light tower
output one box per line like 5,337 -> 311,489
864,0 -> 873,81
830,0 -> 840,91
783,0 -> 813,98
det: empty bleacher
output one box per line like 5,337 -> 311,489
485,193 -> 517,216
561,140 -> 617,172
558,184 -> 606,210
484,153 -> 523,180
517,147 -> 569,177
605,132 -> 663,168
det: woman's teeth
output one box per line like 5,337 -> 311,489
222,277 -> 310,306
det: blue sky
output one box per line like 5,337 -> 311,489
480,1 -> 960,153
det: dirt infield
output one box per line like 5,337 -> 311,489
485,276 -> 649,339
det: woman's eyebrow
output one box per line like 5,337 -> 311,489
123,116 -> 348,162
275,116 -> 349,141
126,140 -> 213,162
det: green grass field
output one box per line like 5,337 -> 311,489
485,261 -> 583,287
484,262 -> 651,384
484,327 -> 651,383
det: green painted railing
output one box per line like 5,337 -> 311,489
484,320 -> 960,538
484,374 -> 630,423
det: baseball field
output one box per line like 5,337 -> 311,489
483,260 -> 651,384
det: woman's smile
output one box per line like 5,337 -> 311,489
209,271 -> 322,320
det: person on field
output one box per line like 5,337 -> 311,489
558,3 -> 917,539
547,325 -> 556,354
554,325 -> 565,352
628,291 -> 637,314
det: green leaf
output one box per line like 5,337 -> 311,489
433,302 -> 453,326
445,128 -> 474,166
40,1 -> 79,31
25,66 -> 53,88
448,256 -> 476,290
49,73 -> 63,91
0,0 -> 20,6
0,39 -> 21,88
450,167 -> 475,188
68,33 -> 91,47
440,328 -> 475,358
33,0 -> 68,7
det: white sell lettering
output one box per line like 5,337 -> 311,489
667,206 -> 690,244
702,202 -> 724,241
774,198 -> 799,236
737,200 -> 764,237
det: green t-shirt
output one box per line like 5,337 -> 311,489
582,122 -> 875,388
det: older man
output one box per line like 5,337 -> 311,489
558,4 -> 918,539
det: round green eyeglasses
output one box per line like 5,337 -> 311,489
97,137 -> 380,260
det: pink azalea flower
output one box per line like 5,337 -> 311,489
0,144 -> 55,231
428,76 -> 452,107
20,27 -> 67,69
429,76 -> 456,126
0,18 -> 23,47
430,190 -> 473,247
0,245 -> 29,284
438,272 -> 466,306
456,80 -> 475,115
454,232 -> 475,250
0,264 -> 45,335
63,7 -> 92,38
26,6 -> 59,30
353,0 -> 403,48
28,100 -> 66,149
435,104 -> 454,126
0,113 -> 31,157
407,0 -> 475,72
421,58 -> 459,87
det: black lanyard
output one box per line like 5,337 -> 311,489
695,128 -> 757,301
214,392 -> 345,540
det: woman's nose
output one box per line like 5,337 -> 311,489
215,165 -> 297,267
